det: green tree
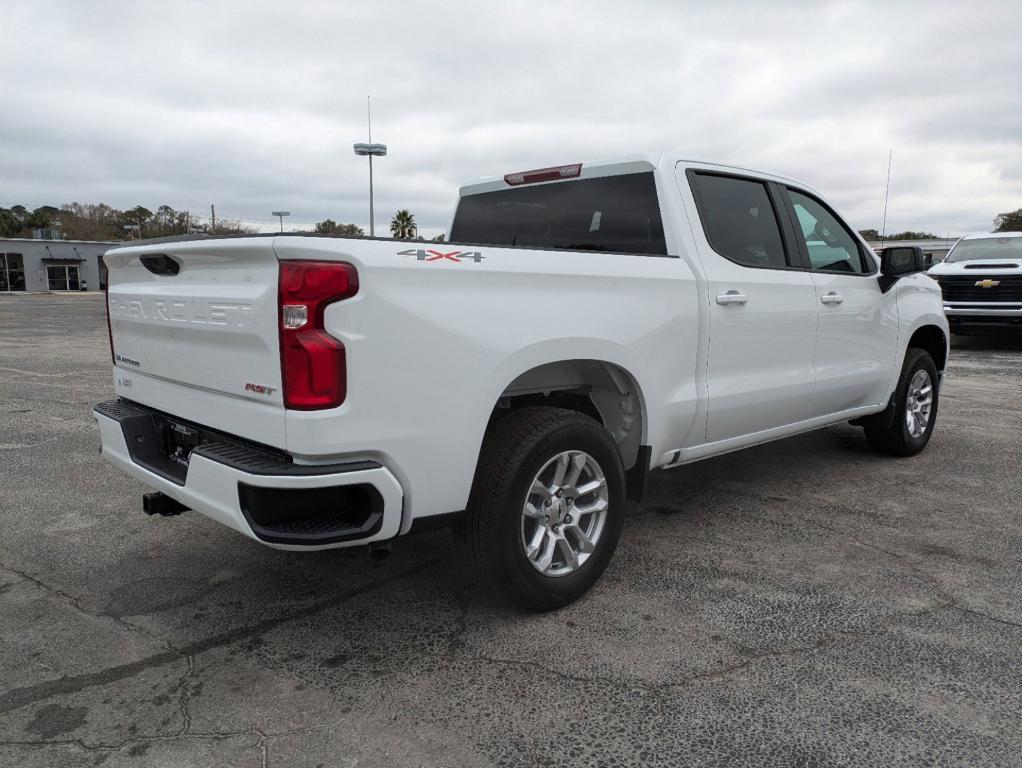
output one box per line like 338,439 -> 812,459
0,209 -> 20,237
120,206 -> 153,239
194,217 -> 256,237
4,201 -> 260,241
177,210 -> 194,233
859,228 -> 939,241
25,210 -> 51,230
314,219 -> 364,237
153,205 -> 177,232
142,206 -> 195,237
886,230 -> 938,241
993,208 -> 1022,232
59,202 -> 125,240
124,206 -> 153,226
390,209 -> 417,239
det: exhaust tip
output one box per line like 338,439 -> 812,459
368,542 -> 391,561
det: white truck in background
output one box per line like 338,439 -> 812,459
929,231 -> 1022,334
94,154 -> 948,610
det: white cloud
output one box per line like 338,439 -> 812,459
1,0 -> 1020,236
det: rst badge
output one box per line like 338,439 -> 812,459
244,383 -> 278,396
398,248 -> 485,263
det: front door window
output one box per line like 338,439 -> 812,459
788,190 -> 872,274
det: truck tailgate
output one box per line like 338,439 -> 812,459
105,238 -> 286,448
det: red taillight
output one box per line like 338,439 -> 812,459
503,163 -> 582,186
278,260 -> 359,410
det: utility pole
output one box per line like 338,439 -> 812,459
271,211 -> 291,233
368,97 -> 374,237
210,204 -> 216,235
353,96 -> 387,237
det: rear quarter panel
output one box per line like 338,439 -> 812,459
273,237 -> 700,527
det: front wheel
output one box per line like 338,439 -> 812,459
457,407 -> 626,611
864,348 -> 939,456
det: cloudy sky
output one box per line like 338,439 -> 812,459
2,0 -> 1020,237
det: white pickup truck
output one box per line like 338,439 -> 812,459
95,154 -> 949,610
929,231 -> 1022,334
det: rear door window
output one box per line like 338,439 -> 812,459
449,172 -> 667,255
688,173 -> 789,269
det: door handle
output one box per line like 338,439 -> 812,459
716,290 -> 748,306
821,291 -> 844,305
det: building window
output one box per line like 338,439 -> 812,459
0,253 -> 26,291
46,264 -> 80,291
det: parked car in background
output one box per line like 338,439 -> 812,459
94,154 -> 948,610
930,232 -> 1022,334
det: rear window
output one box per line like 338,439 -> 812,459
689,172 -> 788,269
449,172 -> 667,255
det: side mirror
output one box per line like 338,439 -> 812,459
878,246 -> 925,292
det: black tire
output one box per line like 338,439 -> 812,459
457,406 -> 626,611
864,348 -> 940,456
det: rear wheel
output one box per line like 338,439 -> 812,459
458,407 -> 626,611
864,348 -> 939,456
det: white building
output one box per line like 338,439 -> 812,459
0,237 -> 119,292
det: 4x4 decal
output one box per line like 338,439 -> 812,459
398,248 -> 485,263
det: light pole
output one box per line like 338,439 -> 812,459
353,95 -> 386,237
271,211 -> 290,233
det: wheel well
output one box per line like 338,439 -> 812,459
908,325 -> 948,373
490,360 -> 645,470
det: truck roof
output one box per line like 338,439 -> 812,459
959,231 -> 1022,240
457,153 -> 810,197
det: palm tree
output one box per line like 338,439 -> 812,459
390,210 -> 417,239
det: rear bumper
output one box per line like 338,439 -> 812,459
93,399 -> 403,550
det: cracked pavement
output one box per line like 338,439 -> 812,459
0,292 -> 1020,767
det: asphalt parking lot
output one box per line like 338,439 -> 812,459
1,292 -> 1020,767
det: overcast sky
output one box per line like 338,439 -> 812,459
2,0 -> 1020,237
